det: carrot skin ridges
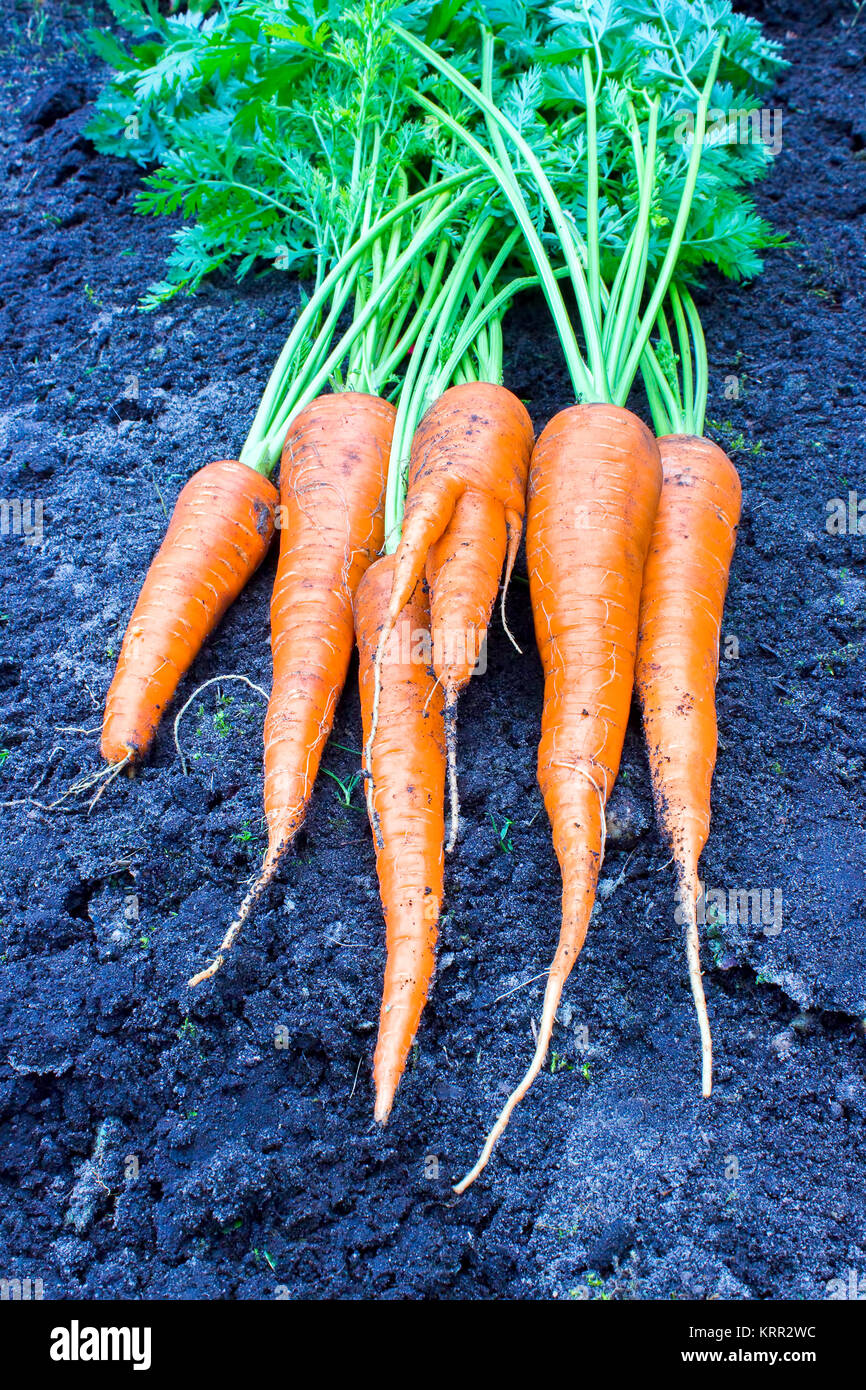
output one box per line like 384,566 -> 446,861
455,403 -> 661,1193
387,381 -> 535,667
356,555 -> 445,1125
101,459 -> 277,765
261,392 -> 394,874
635,433 -> 742,1098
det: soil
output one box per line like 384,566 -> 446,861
1,0 -> 865,1302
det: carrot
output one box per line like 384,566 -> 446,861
368,381 -> 534,846
356,553 -> 445,1124
454,403 -> 661,1192
101,458 -> 277,766
188,392 -> 394,988
635,433 -> 741,1098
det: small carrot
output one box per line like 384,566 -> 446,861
188,392 -> 394,987
368,381 -> 533,847
638,283 -> 743,1096
636,436 -> 741,1097
454,403 -> 662,1192
356,554 -> 445,1124
101,459 -> 277,766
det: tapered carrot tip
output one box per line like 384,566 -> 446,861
374,1077 -> 397,1127
356,556 -> 445,1124
101,458 -> 278,765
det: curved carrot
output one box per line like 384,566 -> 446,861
455,403 -> 661,1192
369,381 -> 533,846
636,433 -> 742,1098
101,459 -> 277,765
188,393 -> 393,988
356,554 -> 445,1124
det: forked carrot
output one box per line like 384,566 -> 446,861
454,403 -> 661,1192
356,554 -> 445,1124
101,459 -> 277,766
635,434 -> 741,1097
367,381 -> 533,846
188,393 -> 394,987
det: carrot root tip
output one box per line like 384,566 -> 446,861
444,694 -> 460,853
187,954 -> 224,989
682,877 -> 714,1098
373,1081 -> 396,1126
187,848 -> 285,989
363,634 -> 389,850
65,753 -> 134,815
500,515 -> 523,654
455,974 -> 565,1193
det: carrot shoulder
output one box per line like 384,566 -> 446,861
101,458 -> 277,765
356,554 -> 445,1124
635,433 -> 742,1098
455,402 -> 661,1192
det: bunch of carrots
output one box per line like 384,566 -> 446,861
88,0 -> 784,1189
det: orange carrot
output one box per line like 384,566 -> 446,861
101,459 -> 277,766
188,392 -> 394,987
356,554 -> 445,1124
635,433 -> 742,1098
455,403 -> 661,1192
368,381 -> 534,846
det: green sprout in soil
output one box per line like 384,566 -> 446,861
322,768 -> 363,807
489,811 -> 514,853
213,695 -> 233,736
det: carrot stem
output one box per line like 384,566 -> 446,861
239,171 -> 489,472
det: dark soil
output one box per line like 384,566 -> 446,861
1,0 -> 865,1301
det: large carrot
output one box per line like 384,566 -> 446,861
352,247 -> 532,1116
367,381 -> 533,846
188,392 -> 394,987
265,393 -> 394,864
454,403 -> 662,1192
356,554 -> 445,1123
636,441 -> 741,1096
101,459 -> 277,766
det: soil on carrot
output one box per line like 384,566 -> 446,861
1,0 -> 865,1300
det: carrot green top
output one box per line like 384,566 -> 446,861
396,23 -> 723,409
